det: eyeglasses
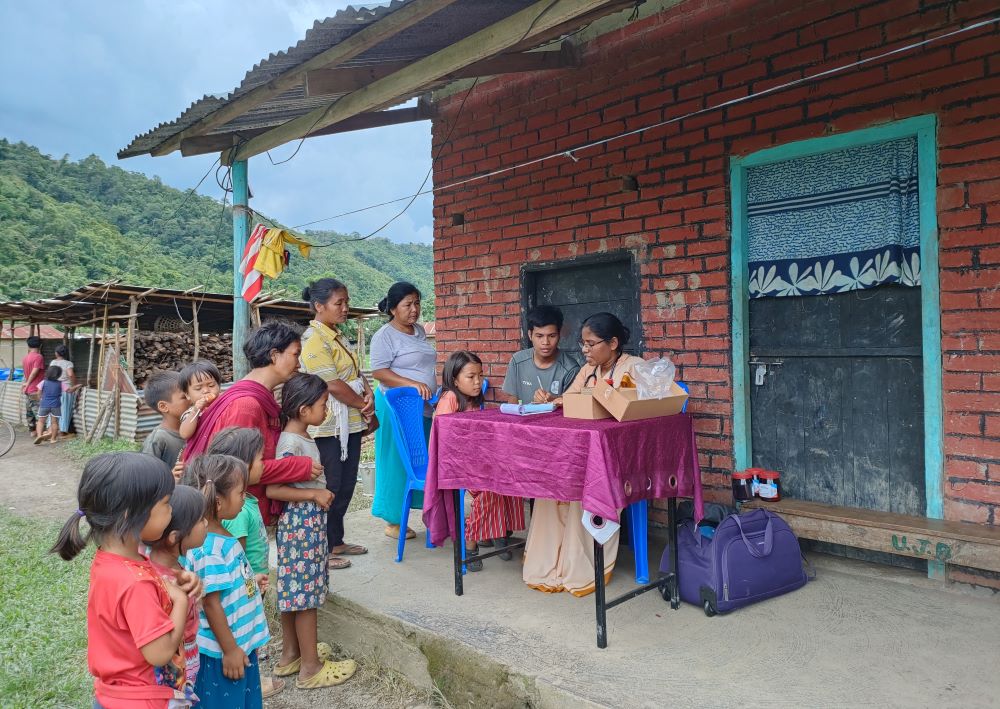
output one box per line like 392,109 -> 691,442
578,339 -> 607,351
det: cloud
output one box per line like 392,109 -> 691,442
0,0 -> 433,241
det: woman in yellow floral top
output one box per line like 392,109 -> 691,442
299,278 -> 378,570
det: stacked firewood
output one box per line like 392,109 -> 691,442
130,332 -> 234,386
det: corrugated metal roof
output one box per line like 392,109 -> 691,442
119,0 -> 542,159
0,281 -> 378,329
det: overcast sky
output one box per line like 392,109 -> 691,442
0,1 -> 434,243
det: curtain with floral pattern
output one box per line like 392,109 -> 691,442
747,137 -> 920,299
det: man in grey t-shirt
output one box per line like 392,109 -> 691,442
502,306 -> 582,405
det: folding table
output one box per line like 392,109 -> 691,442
423,409 -> 703,648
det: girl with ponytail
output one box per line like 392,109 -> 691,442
51,452 -> 195,708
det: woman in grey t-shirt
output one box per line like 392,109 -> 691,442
369,282 -> 437,540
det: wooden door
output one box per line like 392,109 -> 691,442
748,285 -> 925,568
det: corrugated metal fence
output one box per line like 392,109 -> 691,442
1,376 -> 366,443
0,381 -> 154,442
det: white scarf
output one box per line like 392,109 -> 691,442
334,378 -> 366,461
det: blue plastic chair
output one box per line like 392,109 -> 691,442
383,387 -> 436,562
386,380 -> 489,566
621,381 -> 690,584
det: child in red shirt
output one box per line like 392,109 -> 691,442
52,452 -> 203,709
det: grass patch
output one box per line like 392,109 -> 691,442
360,437 -> 375,463
63,437 -> 139,462
0,510 -> 92,707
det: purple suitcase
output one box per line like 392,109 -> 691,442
659,508 -> 807,616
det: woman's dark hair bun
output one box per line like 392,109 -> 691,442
380,282 -> 420,317
301,286 -> 311,301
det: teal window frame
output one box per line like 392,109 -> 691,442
729,115 -> 943,577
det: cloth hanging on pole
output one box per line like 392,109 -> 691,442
240,224 -> 312,302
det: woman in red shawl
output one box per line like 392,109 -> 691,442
183,321 -> 322,525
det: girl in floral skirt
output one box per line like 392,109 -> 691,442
268,373 -> 356,690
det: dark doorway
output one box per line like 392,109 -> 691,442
521,253 -> 642,353
749,285 -> 925,569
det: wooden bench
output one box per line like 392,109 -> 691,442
744,498 -> 1000,573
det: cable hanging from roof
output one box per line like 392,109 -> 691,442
260,13 -> 997,248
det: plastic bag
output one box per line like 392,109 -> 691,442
631,357 -> 676,400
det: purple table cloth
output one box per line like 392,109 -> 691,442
422,409 -> 704,546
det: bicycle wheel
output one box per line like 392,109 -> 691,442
0,420 -> 15,457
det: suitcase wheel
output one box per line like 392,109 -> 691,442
703,599 -> 717,617
659,575 -> 677,604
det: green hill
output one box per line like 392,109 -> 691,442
0,140 -> 434,317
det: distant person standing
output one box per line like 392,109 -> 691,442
502,306 -> 581,406
20,335 -> 44,432
50,344 -> 81,436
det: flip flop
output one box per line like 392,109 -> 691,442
331,543 -> 368,556
274,643 -> 333,677
261,675 -> 286,698
295,659 -> 357,690
384,526 -> 417,540
328,556 -> 352,570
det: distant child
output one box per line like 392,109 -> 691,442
178,361 -> 223,441
436,351 -> 525,571
142,371 -> 190,480
184,454 -> 269,708
51,452 -> 197,708
268,373 -> 356,690
147,485 -> 210,699
34,365 -> 64,445
204,427 -> 269,581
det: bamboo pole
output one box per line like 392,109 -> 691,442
79,387 -> 88,439
192,301 -> 201,361
8,320 -> 15,378
114,322 -> 122,439
86,308 -> 97,387
126,297 -> 138,379
96,305 -> 108,407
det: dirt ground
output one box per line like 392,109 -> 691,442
0,434 -> 434,709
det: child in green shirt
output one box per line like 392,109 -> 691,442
206,427 -> 269,575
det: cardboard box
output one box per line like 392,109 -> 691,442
591,378 -> 688,422
562,389 -> 613,420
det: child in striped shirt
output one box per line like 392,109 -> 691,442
185,454 -> 269,708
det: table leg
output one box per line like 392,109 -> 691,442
453,489 -> 464,597
594,535 -> 607,649
667,497 -> 680,610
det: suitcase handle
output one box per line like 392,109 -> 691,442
732,511 -> 774,558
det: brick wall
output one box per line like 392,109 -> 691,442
430,0 -> 1000,587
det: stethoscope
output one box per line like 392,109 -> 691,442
584,355 -> 621,387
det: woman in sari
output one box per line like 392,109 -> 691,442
523,312 -> 645,597
369,282 -> 437,540
183,321 -> 322,525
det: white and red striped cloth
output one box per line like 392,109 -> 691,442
239,223 -> 268,302
465,491 -> 526,542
